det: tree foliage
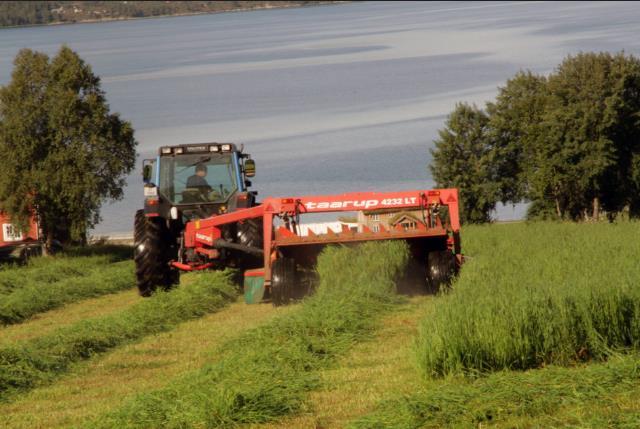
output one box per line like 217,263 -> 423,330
430,52 -> 640,223
0,46 -> 137,244
486,71 -> 548,204
430,103 -> 498,223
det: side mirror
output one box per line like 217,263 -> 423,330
244,159 -> 256,178
142,163 -> 153,184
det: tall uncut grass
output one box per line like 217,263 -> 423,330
93,241 -> 409,428
0,260 -> 135,325
0,271 -> 235,399
416,222 -> 640,377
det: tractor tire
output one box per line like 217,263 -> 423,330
18,244 -> 43,265
271,257 -> 297,306
426,250 -> 457,292
236,218 -> 263,268
18,247 -> 29,265
134,210 -> 178,297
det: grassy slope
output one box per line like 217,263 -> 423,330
0,260 -> 135,325
251,295 -> 433,429
350,354 -> 640,428
92,241 -> 409,428
0,246 -> 131,296
0,289 -> 139,345
0,271 -> 236,399
350,221 -> 640,427
3,223 -> 637,427
416,222 -> 640,376
0,246 -> 133,296
0,299 -> 294,429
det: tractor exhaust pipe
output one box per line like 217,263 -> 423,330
214,239 -> 264,256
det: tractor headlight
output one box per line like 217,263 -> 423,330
170,206 -> 179,220
161,147 -> 172,154
174,147 -> 184,154
143,185 -> 158,197
221,144 -> 232,152
209,145 -> 220,152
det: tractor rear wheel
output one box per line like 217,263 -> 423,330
134,210 -> 178,297
271,257 -> 297,306
426,250 -> 457,291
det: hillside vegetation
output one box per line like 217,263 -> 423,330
0,1 -> 331,28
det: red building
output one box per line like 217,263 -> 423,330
0,211 -> 42,261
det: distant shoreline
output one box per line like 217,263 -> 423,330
0,1 -> 348,31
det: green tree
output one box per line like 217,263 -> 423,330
486,71 -> 548,205
532,52 -> 640,220
430,103 -> 498,223
0,46 -> 137,246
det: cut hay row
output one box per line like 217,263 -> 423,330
0,271 -> 236,400
92,241 -> 409,428
349,354 -> 640,428
0,289 -> 140,345
0,300 -> 294,429
416,222 -> 640,377
257,295 -> 432,429
0,245 -> 131,296
0,260 -> 135,326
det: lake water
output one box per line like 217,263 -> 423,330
1,1 -> 639,234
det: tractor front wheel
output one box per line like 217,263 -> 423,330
270,257 -> 297,306
426,250 -> 457,291
134,210 -> 178,297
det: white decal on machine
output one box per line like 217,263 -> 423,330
304,197 -> 417,210
195,233 -> 213,244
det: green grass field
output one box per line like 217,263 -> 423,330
0,223 -> 638,428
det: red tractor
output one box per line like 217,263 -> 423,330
134,143 -> 462,303
0,211 -> 43,263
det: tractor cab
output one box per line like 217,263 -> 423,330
142,143 -> 256,222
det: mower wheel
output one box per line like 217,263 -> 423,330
236,218 -> 263,268
271,257 -> 297,306
426,250 -> 457,291
134,210 -> 179,297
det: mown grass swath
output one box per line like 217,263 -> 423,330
0,246 -> 131,296
416,222 -> 640,377
94,241 -> 409,428
0,271 -> 236,399
350,353 -> 640,429
0,260 -> 135,326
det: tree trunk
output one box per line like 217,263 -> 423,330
555,197 -> 562,219
592,197 -> 600,221
43,229 -> 54,256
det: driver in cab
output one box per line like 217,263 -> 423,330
185,164 -> 218,202
187,164 -> 211,192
